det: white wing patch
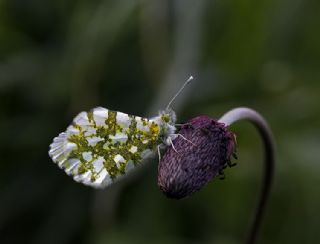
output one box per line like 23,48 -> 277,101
93,107 -> 108,126
116,112 -> 131,127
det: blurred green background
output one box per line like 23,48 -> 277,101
1,0 -> 319,243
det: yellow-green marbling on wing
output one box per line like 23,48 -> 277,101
49,107 -> 161,188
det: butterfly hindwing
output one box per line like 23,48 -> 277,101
49,107 -> 161,188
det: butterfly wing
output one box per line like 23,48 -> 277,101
49,107 -> 161,188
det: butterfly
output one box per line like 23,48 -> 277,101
48,76 -> 193,188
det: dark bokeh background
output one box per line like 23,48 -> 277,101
1,0 -> 319,243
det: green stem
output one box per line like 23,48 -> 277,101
218,107 -> 275,244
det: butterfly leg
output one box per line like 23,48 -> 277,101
175,122 -> 192,127
157,145 -> 162,161
168,137 -> 179,154
175,133 -> 196,146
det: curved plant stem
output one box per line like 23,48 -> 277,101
218,107 -> 275,244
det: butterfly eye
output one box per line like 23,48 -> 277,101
161,114 -> 170,123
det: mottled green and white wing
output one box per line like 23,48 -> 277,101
49,107 -> 161,188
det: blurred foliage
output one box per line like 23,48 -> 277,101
0,0 -> 320,243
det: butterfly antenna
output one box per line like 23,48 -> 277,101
166,75 -> 194,110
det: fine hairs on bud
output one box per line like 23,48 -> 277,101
158,116 -> 237,199
166,76 -> 194,110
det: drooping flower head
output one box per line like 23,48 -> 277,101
158,115 -> 237,199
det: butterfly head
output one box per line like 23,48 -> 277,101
160,108 -> 176,125
151,109 -> 176,146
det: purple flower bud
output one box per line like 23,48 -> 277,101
158,115 -> 237,199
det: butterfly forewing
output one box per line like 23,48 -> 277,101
49,107 -> 161,188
